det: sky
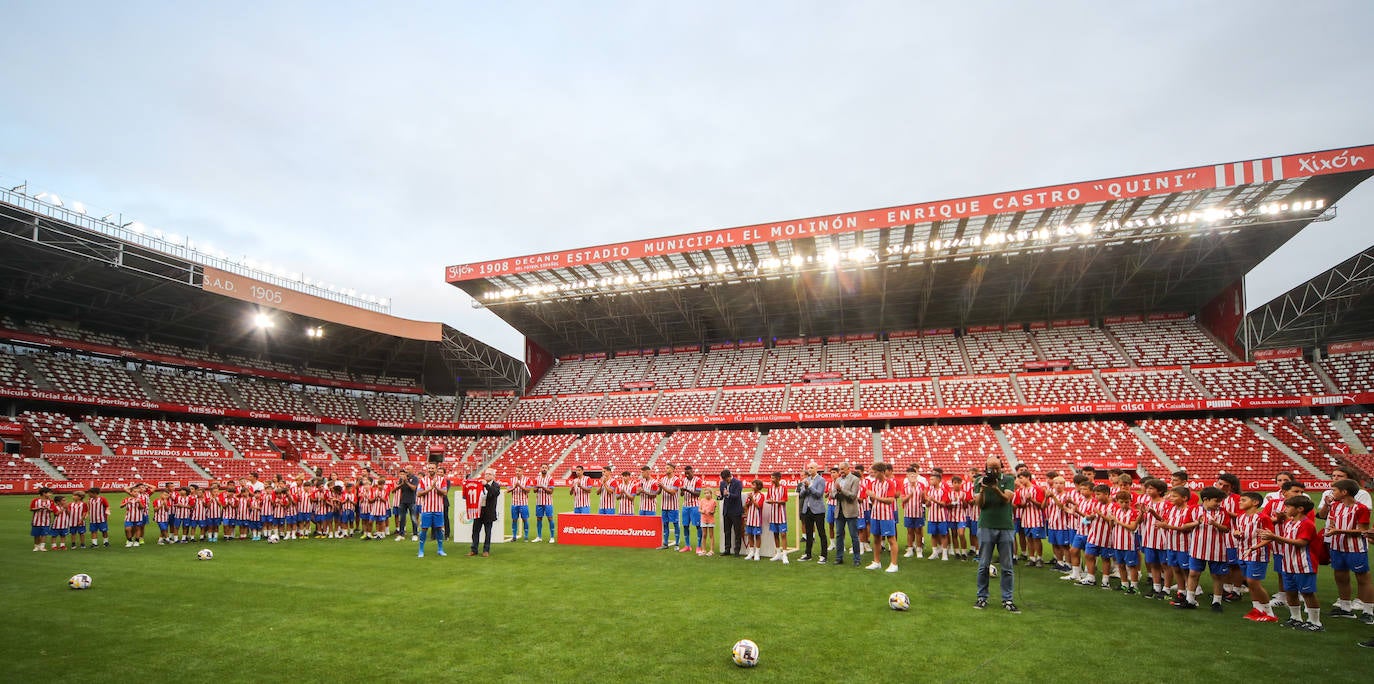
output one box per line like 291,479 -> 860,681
1,1 -> 1371,360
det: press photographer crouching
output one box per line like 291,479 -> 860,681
974,456 -> 1020,613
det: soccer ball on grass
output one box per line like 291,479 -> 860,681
268,534 -> 280,544
197,548 -> 214,560
888,591 -> 910,611
731,639 -> 759,667
68,573 -> 92,590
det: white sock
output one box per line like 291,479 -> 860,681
1288,604 -> 1303,620
1212,594 -> 1223,604
1307,607 -> 1322,626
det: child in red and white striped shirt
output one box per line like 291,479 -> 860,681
1231,491 -> 1277,622
1259,495 -> 1322,630
1322,479 -> 1373,623
744,479 -> 765,561
766,472 -> 790,564
866,464 -> 899,573
1178,487 -> 1232,611
1105,491 -> 1141,593
30,488 -> 54,551
87,487 -> 111,548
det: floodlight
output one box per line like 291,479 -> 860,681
253,313 -> 274,329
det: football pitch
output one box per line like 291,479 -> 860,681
2,492 -> 1370,682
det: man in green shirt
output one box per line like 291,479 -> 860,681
973,456 -> 1019,613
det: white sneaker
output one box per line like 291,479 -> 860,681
916,550 -> 924,559
818,556 -> 827,564
781,555 -> 789,565
395,535 -> 403,542
1059,573 -> 1078,581
885,564 -> 899,573
769,552 -> 781,562
1079,577 -> 1095,586
865,561 -> 882,570
530,537 -> 541,543
903,548 -> 914,558
549,538 -> 556,544
411,535 -> 418,542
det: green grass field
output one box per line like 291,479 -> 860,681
3,492 -> 1371,683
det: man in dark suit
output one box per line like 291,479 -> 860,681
468,468 -> 501,557
718,469 -> 744,556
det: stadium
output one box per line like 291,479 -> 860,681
4,140 -> 1374,678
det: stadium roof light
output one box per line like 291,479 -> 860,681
253,313 -> 274,329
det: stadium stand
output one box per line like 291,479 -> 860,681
456,395 -> 512,422
642,350 -> 702,390
400,435 -> 477,463
712,386 -> 785,415
140,367 -> 240,409
1099,368 -> 1206,401
543,394 -> 606,422
824,338 -> 887,380
421,395 -> 459,421
887,332 -> 967,378
1138,417 -> 1305,482
652,389 -> 718,416
696,346 -> 765,387
467,435 -> 508,464
0,455 -> 49,481
0,349 -> 37,389
532,358 -> 601,394
785,382 -> 855,412
583,355 -> 652,392
196,457 -> 307,481
561,432 -> 664,471
1000,421 -> 1153,476
962,328 -> 1040,375
1107,318 -> 1231,366
1031,325 -> 1129,369
46,454 -> 201,482
595,391 -> 660,419
880,424 -> 1006,474
654,430 -> 758,476
487,433 -> 579,478
758,344 -> 824,384
14,410 -> 94,447
1255,357 -> 1329,396
857,380 -> 938,411
936,376 -> 1019,407
34,354 -> 149,401
234,380 -> 317,415
1190,364 -> 1284,398
217,425 -> 325,456
317,432 -> 399,459
1339,413 -> 1374,476
1252,416 -> 1345,475
1323,351 -> 1374,393
1015,372 -> 1108,404
365,393 -> 419,422
302,389 -> 364,420
507,397 -> 553,422
85,416 -> 221,451
758,426 -> 872,473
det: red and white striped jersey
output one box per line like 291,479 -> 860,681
1232,512 -> 1273,563
1138,499 -> 1170,549
1276,518 -> 1318,574
1108,504 -> 1139,551
858,475 -> 875,513
569,476 -> 592,510
534,474 -> 555,507
88,495 -> 109,524
744,491 -> 764,527
50,502 -> 69,529
926,485 -> 952,523
616,479 -> 639,516
868,479 -> 896,523
902,479 -> 927,519
206,493 -> 222,518
236,493 -> 252,519
825,476 -> 836,505
1188,508 -> 1231,562
598,477 -> 618,511
1260,497 -> 1286,524
638,478 -> 659,513
660,475 -> 682,511
948,487 -> 970,522
1065,490 -> 1093,534
272,492 -> 291,518
152,497 -> 172,523
1081,499 -> 1112,548
70,500 -> 89,524
417,475 -> 447,512
1325,501 -> 1370,554
959,481 -> 975,520
190,493 -> 208,520
340,491 -> 356,512
766,484 -> 789,524
172,493 -> 192,517
463,480 -> 483,516
1012,486 -> 1046,529
507,477 -> 530,507
1044,488 -> 1072,530
680,476 -> 701,508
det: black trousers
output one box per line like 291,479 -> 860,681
801,510 -> 828,557
471,519 -> 493,553
723,513 -> 744,554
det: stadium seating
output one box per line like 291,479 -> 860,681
642,351 -> 702,390
195,457 -> 307,481
758,427 -> 872,473
400,435 -> 477,463
1031,325 -> 1129,369
888,333 -> 967,378
217,425 -> 325,456
457,395 -> 513,423
1190,364 -> 1284,398
46,454 -> 201,482
595,391 -> 660,419
1323,351 -> 1374,393
653,389 -> 718,416
487,433 -> 579,479
234,380 -> 317,415
0,457 -> 49,481
1252,416 -> 1345,475
696,347 -> 765,387
879,424 -> 1006,474
1138,417 -> 1304,482
785,383 -> 855,412
357,372 -> 418,389
712,386 -> 785,415
1099,369 -> 1206,401
758,344 -> 824,384
303,389 -> 364,419
543,394 -> 606,422
583,355 -> 652,392
937,376 -> 1019,407
365,393 -> 419,422
0,350 -> 37,389
507,397 -> 553,422
824,338 -> 888,380
467,435 -> 509,464
857,380 -> 938,411
654,430 -> 759,476
85,416 -> 221,451
561,432 -> 664,472
316,432 -> 399,459
1107,319 -> 1231,367
532,358 -> 602,394
14,410 -> 94,447
141,368 -> 240,409
34,354 -> 149,401
1000,421 -> 1151,476
1015,372 -> 1108,404
421,395 -> 459,421
1256,357 -> 1329,396
962,329 -> 1040,375
1337,413 -> 1374,477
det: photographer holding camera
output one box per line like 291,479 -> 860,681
973,456 -> 1020,613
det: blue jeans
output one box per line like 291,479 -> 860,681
833,515 -> 860,561
977,527 -> 1015,601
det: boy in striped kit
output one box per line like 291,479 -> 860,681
657,463 -> 682,549
950,475 -> 972,561
1105,491 -> 1141,593
743,478 -> 764,561
1259,495 -> 1323,631
615,470 -> 638,516
855,465 -> 872,554
900,465 -> 927,559
152,490 -> 174,545
188,485 -> 209,542
568,465 -> 592,514
679,465 -> 702,554
87,487 -> 111,548
1323,479 -> 1373,624
30,488 -> 54,551
765,471 -> 790,564
1012,472 -> 1047,568
532,464 -> 556,543
68,491 -> 89,550
926,472 -> 952,561
596,466 -> 617,515
1057,476 -> 1093,582
121,484 -> 149,546
1076,484 -> 1113,587
825,466 -> 838,552
50,495 -> 71,551
637,466 -> 660,517
866,464 -> 899,572
416,464 -> 448,558
1043,474 -> 1072,572
1176,487 -> 1232,611
507,467 -> 531,540
1137,479 -> 1172,598
1231,491 -> 1278,622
